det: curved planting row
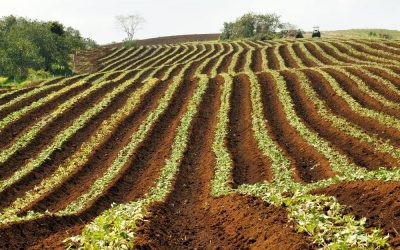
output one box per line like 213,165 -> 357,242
0,38 -> 400,249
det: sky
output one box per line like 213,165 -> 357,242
1,0 -> 399,44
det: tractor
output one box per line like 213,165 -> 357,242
312,26 -> 321,38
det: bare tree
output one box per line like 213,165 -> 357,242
115,14 -> 145,41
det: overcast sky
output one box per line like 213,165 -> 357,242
1,0 -> 399,44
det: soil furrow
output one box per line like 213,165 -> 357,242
0,71 -> 148,205
312,180 -> 400,247
303,69 -> 400,148
366,67 -> 400,90
284,70 -> 398,171
229,74 -> 272,186
216,42 -> 239,74
345,42 -> 400,61
303,43 -> 335,65
346,68 -> 400,103
292,43 -> 318,67
25,76 -> 171,214
0,78 -> 127,209
107,47 -> 157,72
329,42 -> 379,63
324,68 -> 400,119
201,43 -> 225,75
259,72 -> 334,182
0,73 -> 108,150
279,45 -> 299,68
266,47 -> 280,70
234,42 -> 248,72
250,48 -> 263,72
135,76 -> 313,249
0,70 -> 199,250
0,88 -> 37,106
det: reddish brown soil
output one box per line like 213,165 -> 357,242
100,47 -> 145,71
0,72 -> 146,209
312,180 -> 400,247
366,42 -> 400,55
266,47 -> 280,70
329,42 -> 382,63
345,42 -> 400,62
25,70 -> 177,215
0,87 -> 38,106
303,69 -> 400,147
229,74 -> 271,186
0,70 -> 198,249
136,33 -> 220,46
258,72 -> 334,182
324,68 -> 400,119
366,66 -> 400,90
279,45 -> 299,68
234,42 -> 249,72
0,74 -> 104,151
201,43 -> 226,75
110,47 -> 158,72
74,47 -> 115,74
216,42 -> 239,74
135,76 -> 314,249
346,67 -> 400,103
250,48 -> 263,72
284,70 -> 398,171
303,43 -> 336,65
292,43 -> 318,67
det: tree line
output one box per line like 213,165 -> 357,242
0,16 -> 97,81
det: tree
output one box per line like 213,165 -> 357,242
115,14 -> 144,41
0,16 -> 97,80
220,13 -> 285,41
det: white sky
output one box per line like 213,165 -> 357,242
1,0 -> 399,44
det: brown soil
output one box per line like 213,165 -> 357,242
135,76 -> 314,249
0,87 -> 38,106
258,72 -> 334,182
346,67 -> 400,103
250,48 -> 263,72
216,42 -> 239,74
285,70 -> 398,170
0,70 -> 198,249
345,42 -> 400,62
279,45 -> 299,68
303,43 -> 335,65
366,66 -> 400,90
136,33 -> 220,46
312,180 -> 400,247
229,74 -> 272,186
0,74 -> 105,151
304,69 -> 400,147
0,72 -> 146,209
329,42 -> 381,63
110,47 -> 158,72
324,68 -> 400,119
100,47 -> 145,71
201,43 -> 226,75
266,47 -> 280,70
292,43 -> 318,67
74,48 -> 114,74
234,42 -> 249,72
364,42 -> 400,56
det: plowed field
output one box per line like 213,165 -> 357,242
1,38 -> 400,249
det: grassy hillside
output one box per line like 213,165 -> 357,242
317,29 -> 400,40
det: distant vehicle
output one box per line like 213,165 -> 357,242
312,26 -> 321,38
295,29 -> 304,38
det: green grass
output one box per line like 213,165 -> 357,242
307,29 -> 400,40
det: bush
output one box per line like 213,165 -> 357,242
123,39 -> 139,49
220,12 -> 285,41
0,15 -> 98,81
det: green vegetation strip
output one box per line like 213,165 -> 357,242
0,71 -> 143,193
66,74 -> 209,248
0,77 -> 160,219
0,72 -> 118,165
0,74 -> 99,135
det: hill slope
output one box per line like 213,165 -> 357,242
0,38 -> 400,249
